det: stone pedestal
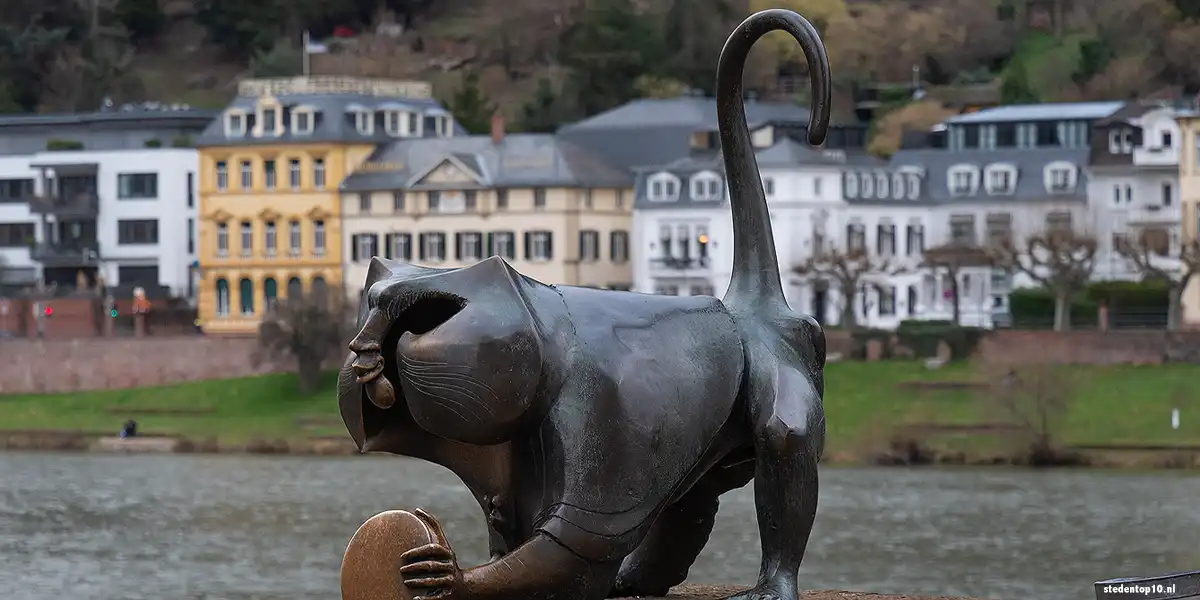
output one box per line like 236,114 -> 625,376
134,314 -> 146,337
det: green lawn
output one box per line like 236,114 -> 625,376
1,362 -> 1198,452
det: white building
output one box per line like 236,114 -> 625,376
1085,102 -> 1183,280
0,107 -> 211,298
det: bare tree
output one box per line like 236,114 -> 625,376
257,285 -> 354,394
980,363 -> 1078,466
921,243 -> 993,326
1116,231 -> 1200,331
995,230 -> 1098,331
795,244 -> 902,328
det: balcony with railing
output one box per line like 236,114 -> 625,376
1125,202 -> 1181,225
30,242 -> 101,267
28,192 -> 100,217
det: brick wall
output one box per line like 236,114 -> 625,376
0,337 -> 289,395
977,330 -> 1200,365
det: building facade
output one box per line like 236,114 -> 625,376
1087,103 -> 1183,282
194,76 -> 461,335
0,106 -> 212,297
340,117 -> 634,295
1178,112 -> 1200,326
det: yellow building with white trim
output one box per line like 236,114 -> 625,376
194,76 -> 458,334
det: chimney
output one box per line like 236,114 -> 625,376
491,113 -> 505,144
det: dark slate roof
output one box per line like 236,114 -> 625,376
882,147 -> 1090,205
196,92 -> 463,147
339,134 -> 632,191
1094,102 -> 1153,126
943,101 -> 1124,125
0,106 -> 216,130
557,95 -> 813,170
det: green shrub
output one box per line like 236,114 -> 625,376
45,139 -> 83,151
144,138 -> 162,148
1008,289 -> 1098,328
171,135 -> 194,148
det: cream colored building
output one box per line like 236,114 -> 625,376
1179,114 -> 1200,327
340,118 -> 634,295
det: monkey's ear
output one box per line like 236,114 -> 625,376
364,257 -> 399,292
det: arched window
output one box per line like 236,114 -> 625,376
215,278 -> 230,316
287,277 -> 303,300
264,277 -> 278,312
239,278 -> 254,316
312,276 -> 328,309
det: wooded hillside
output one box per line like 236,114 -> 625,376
3,0 -> 1199,136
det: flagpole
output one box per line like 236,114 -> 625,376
302,30 -> 310,76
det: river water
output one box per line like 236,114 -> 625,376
0,453 -> 1197,600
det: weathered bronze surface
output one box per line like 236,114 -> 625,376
338,8 -> 832,600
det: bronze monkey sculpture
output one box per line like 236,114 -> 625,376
337,8 -> 831,600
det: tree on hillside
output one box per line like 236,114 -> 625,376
558,0 -> 664,118
518,77 -> 573,134
447,71 -> 494,135
1116,230 -> 1200,331
257,285 -> 354,394
795,243 -> 903,328
994,229 -> 1098,331
867,99 -> 957,157
662,0 -> 740,94
921,243 -> 994,327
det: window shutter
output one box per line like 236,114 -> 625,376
545,232 -> 553,260
402,234 -> 412,260
369,234 -> 378,258
523,231 -> 532,260
351,235 -> 360,262
419,233 -> 427,260
383,234 -> 393,259
486,232 -> 494,257
455,233 -> 463,260
578,232 -> 585,261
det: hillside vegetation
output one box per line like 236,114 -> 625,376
4,0 -> 1200,135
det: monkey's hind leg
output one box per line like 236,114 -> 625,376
728,359 -> 825,600
606,484 -> 719,598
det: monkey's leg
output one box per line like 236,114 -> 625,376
727,360 -> 825,600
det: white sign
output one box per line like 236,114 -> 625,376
1171,408 -> 1180,430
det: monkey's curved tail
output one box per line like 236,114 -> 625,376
716,9 -> 831,310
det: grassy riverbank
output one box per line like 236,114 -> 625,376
2,362 -> 1199,463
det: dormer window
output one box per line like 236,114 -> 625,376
984,164 -> 1017,195
262,108 -> 278,135
291,107 -> 314,135
355,110 -> 373,135
647,172 -> 681,201
225,110 -> 247,136
875,172 -> 888,198
891,173 -> 904,199
1108,128 -> 1134,154
690,172 -> 722,201
947,165 -> 978,196
1044,161 -> 1077,193
861,173 -> 873,198
385,110 -> 403,136
906,174 -> 920,199
845,172 -> 859,198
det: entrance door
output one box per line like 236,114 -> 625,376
812,287 -> 828,324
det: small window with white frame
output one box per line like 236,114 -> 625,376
385,111 -> 403,136
984,164 -> 1017,195
291,108 -> 314,135
891,173 -> 904,199
947,165 -> 978,196
354,109 -> 374,135
860,173 -> 873,198
647,172 -> 681,201
844,172 -> 859,198
225,110 -> 247,136
906,174 -> 920,199
1044,161 -> 1077,193
690,172 -> 722,201
875,172 -> 888,198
